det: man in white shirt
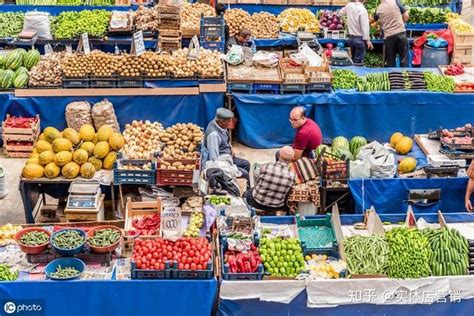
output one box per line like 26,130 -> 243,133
339,0 -> 373,65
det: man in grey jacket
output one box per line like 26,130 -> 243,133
204,108 -> 250,181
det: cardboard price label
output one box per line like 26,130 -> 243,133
161,207 -> 182,241
132,30 -> 146,56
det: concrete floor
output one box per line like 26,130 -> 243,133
0,143 -> 277,225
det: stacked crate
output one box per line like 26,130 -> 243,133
450,25 -> 474,65
199,16 -> 226,52
157,4 -> 182,52
2,115 -> 40,158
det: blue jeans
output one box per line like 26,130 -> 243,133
348,36 -> 366,65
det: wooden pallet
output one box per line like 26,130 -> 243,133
3,128 -> 40,142
4,151 -> 32,158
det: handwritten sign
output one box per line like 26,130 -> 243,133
79,33 -> 91,55
187,35 -> 200,60
161,207 -> 182,241
132,30 -> 145,56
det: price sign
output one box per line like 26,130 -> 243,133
161,207 -> 182,241
132,30 -> 146,56
44,44 -> 53,55
66,44 -> 73,54
187,35 -> 200,60
77,33 -> 91,55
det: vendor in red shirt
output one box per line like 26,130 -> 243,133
289,107 -> 322,160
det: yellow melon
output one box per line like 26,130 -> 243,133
390,132 -> 404,148
108,132 -> 125,150
92,133 -> 98,144
43,127 -> 60,143
36,140 -> 53,153
80,124 -> 95,142
102,151 -> 117,170
52,138 -> 73,153
395,136 -> 413,155
97,125 -> 114,142
80,162 -> 96,179
38,133 -> 44,140
62,162 -> 80,179
73,149 -> 89,165
44,162 -> 61,179
80,142 -> 95,156
26,157 -> 40,165
22,163 -> 44,179
88,157 -> 102,171
54,151 -> 73,167
38,150 -> 55,165
94,141 -> 110,159
398,157 -> 417,174
63,128 -> 81,145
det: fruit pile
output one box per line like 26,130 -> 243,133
423,228 -> 469,276
180,2 -> 215,31
52,10 -> 111,39
0,224 -> 23,247
121,120 -> 164,159
132,237 -> 212,271
258,237 -> 305,277
278,8 -> 319,34
158,123 -> 203,160
424,71 -> 455,92
304,254 -> 346,279
389,132 -> 413,155
449,18 -> 473,34
22,124 -> 124,179
398,157 -> 417,174
444,64 -> 465,76
0,48 -> 40,89
224,244 -> 262,273
183,212 -> 204,237
319,10 -> 344,31
316,135 -> 367,161
358,72 -> 390,92
224,9 -> 251,37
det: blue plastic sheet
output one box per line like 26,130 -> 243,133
0,279 -> 217,316
348,177 -> 469,214
219,291 -> 474,316
0,93 -> 224,131
233,91 -> 474,148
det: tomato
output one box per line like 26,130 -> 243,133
173,254 -> 179,261
187,257 -> 193,264
151,259 -> 156,265
154,263 -> 160,270
167,252 -> 173,258
153,252 -> 159,259
184,263 -> 190,270
146,253 -> 152,260
136,260 -> 142,269
190,263 -> 197,270
197,264 -> 203,270
167,245 -> 173,252
193,257 -> 199,264
189,250 -> 195,257
178,263 -> 184,270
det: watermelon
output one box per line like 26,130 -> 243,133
13,73 -> 28,89
4,50 -> 23,70
349,136 -> 367,157
0,55 -> 4,69
14,48 -> 27,60
1,69 -> 15,89
24,49 -> 41,70
333,146 -> 353,161
15,66 -> 28,78
331,136 -> 350,150
314,144 -> 330,157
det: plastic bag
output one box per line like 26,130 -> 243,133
357,141 -> 396,178
349,160 -> 371,179
224,45 -> 244,65
65,101 -> 93,132
22,12 -> 52,40
252,51 -> 279,68
298,43 -> 323,67
91,99 -> 120,132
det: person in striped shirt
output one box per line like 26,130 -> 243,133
465,161 -> 474,212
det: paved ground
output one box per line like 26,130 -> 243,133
0,143 -> 277,224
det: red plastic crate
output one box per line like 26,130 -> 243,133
156,158 -> 200,186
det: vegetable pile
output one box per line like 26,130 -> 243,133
0,264 -> 18,281
358,72 -> 390,92
423,228 -> 469,276
364,52 -> 384,68
133,6 -> 159,32
407,8 -> 449,24
258,237 -> 305,277
278,8 -> 319,34
424,72 -> 455,92
52,10 -> 111,39
19,231 -> 49,246
0,224 -> 23,247
87,228 -> 121,247
131,214 -> 161,236
404,0 -> 451,7
386,227 -> 432,279
444,64 -> 464,76
389,71 -> 427,91
180,2 -> 215,31
224,9 -> 251,37
0,12 -> 24,38
52,230 -> 85,250
50,266 -> 81,279
132,237 -> 212,271
224,244 -> 262,273
29,52 -> 65,88
247,12 -> 279,39
332,69 -> 359,90
184,212 -> 204,238
319,10 -> 344,31
343,235 -> 389,275
304,254 -> 346,279
4,116 -> 38,129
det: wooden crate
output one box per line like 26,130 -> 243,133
4,151 -> 32,158
314,0 -> 331,4
65,194 -> 105,222
331,0 -> 348,5
279,58 -> 307,84
304,63 -> 332,83
236,0 -> 261,3
4,142 -> 35,153
452,46 -> 473,65
263,0 -> 287,4
3,128 -> 39,142
2,114 -> 40,135
124,198 -> 161,232
181,27 -> 200,38
450,25 -> 474,45
288,0 -> 312,4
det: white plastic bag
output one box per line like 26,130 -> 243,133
357,141 -> 396,178
298,43 -> 323,67
22,12 -> 52,39
252,51 -> 279,68
349,160 -> 371,178
224,45 -> 244,65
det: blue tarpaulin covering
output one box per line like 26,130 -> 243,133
0,92 -> 224,131
234,91 -> 474,149
0,279 -> 217,316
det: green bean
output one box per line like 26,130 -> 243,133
0,12 -> 24,38
0,264 -> 18,281
343,235 -> 389,275
50,265 -> 80,279
52,230 -> 84,249
423,72 -> 455,93
87,229 -> 120,247
20,231 -> 49,246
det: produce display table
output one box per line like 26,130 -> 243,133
0,91 -> 224,131
0,278 -> 217,316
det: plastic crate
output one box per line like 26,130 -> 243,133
253,83 -> 280,94
280,83 -> 307,94
63,76 -> 90,88
90,76 -> 117,89
220,243 -> 264,280
200,39 -> 225,52
200,16 -> 225,38
117,76 -> 144,88
131,261 -> 173,279
297,214 -> 338,254
156,158 -> 200,187
171,260 -> 213,279
227,82 -> 253,93
113,159 -> 156,185
440,139 -> 474,151
306,82 -> 332,92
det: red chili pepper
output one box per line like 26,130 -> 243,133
249,252 -> 257,272
244,261 -> 251,273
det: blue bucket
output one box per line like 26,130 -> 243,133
50,229 -> 86,256
45,258 -> 85,280
421,45 -> 449,68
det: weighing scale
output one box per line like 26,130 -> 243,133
296,32 -> 322,54
330,50 -> 353,66
66,180 -> 101,210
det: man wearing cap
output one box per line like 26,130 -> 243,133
245,146 -> 296,212
205,108 -> 250,181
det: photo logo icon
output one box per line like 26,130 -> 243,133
4,302 -> 16,314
